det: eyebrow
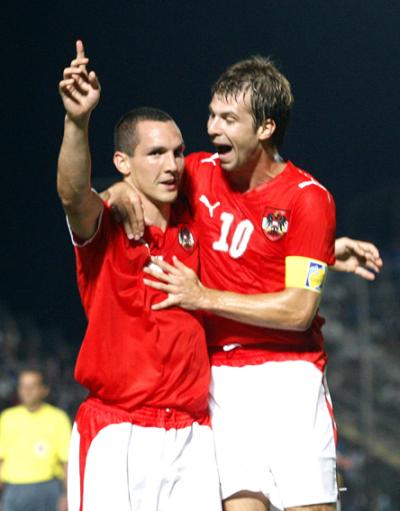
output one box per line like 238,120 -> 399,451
147,141 -> 185,153
208,105 -> 237,117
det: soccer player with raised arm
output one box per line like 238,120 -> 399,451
57,41 -> 221,511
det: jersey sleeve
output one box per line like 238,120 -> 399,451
55,411 -> 72,463
72,203 -> 113,279
72,204 -> 115,314
285,185 -> 336,293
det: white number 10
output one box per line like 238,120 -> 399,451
212,212 -> 254,259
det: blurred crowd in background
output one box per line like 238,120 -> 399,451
0,252 -> 399,511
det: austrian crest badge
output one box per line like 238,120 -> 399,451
262,208 -> 290,241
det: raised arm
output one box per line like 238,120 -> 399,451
57,40 -> 103,240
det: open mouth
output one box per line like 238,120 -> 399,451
215,144 -> 233,159
215,144 -> 232,154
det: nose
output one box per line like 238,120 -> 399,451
164,151 -> 179,173
207,115 -> 221,137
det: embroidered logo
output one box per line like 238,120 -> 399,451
199,194 -> 221,218
178,226 -> 195,251
200,153 -> 219,166
262,208 -> 289,241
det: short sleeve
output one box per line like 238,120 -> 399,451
55,411 -> 72,463
286,184 -> 336,266
73,204 -> 114,280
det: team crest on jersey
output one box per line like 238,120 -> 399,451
262,208 -> 290,241
178,226 -> 195,251
305,261 -> 326,291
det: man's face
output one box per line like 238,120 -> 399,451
126,120 -> 185,205
207,93 -> 262,173
18,372 -> 48,409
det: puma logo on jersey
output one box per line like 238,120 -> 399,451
298,180 -> 327,191
199,195 -> 221,218
200,153 -> 219,166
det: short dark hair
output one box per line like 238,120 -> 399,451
211,56 -> 294,147
114,107 -> 174,156
18,367 -> 47,386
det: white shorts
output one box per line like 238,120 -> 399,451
68,399 -> 222,511
210,360 -> 338,509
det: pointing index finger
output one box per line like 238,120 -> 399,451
75,40 -> 87,70
76,40 -> 85,59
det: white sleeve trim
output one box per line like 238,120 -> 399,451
66,205 -> 105,248
298,180 -> 327,191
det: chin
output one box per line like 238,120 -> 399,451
157,192 -> 178,204
222,163 -> 241,174
219,160 -> 234,172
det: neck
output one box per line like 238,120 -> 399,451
25,403 -> 43,413
139,193 -> 171,231
227,147 -> 286,192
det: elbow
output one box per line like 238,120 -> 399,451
279,288 -> 320,332
292,315 -> 313,332
287,306 -> 316,332
57,179 -> 88,213
58,190 -> 80,210
57,190 -> 81,212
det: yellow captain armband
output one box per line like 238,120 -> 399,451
285,256 -> 327,293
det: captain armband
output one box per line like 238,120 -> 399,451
285,256 -> 327,294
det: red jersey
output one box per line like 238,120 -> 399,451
184,152 -> 336,368
71,202 -> 210,419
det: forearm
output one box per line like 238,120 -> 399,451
198,287 -> 320,331
57,114 -> 92,211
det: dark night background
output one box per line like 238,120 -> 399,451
0,2 -> 399,508
1,1 -> 399,344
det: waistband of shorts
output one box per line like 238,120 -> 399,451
82,396 -> 211,429
208,343 -> 326,369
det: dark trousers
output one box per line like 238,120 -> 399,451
2,479 -> 61,511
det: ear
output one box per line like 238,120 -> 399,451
113,151 -> 131,177
257,118 -> 276,142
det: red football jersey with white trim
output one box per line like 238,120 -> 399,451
72,202 -> 210,416
184,152 -> 336,368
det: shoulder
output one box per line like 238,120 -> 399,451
185,152 -> 220,172
72,202 -> 121,259
43,403 -> 67,416
42,404 -> 71,426
0,405 -> 23,421
287,162 -> 334,207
